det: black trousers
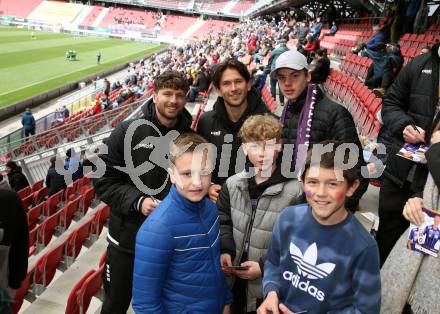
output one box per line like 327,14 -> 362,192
24,129 -> 35,138
376,177 -> 412,266
101,245 -> 134,314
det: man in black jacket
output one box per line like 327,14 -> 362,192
45,156 -> 67,197
376,43 -> 440,265
272,50 -> 368,211
0,189 -> 28,306
5,161 -> 29,192
188,65 -> 211,102
197,59 -> 268,202
94,71 -> 192,314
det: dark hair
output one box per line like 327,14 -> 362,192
301,140 -> 360,187
212,59 -> 250,89
154,71 -> 189,93
50,156 -> 57,166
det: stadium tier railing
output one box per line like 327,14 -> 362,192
0,92 -> 153,176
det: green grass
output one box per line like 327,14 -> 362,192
0,26 -> 166,108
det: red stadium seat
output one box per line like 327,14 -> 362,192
31,179 -> 44,193
13,263 -> 37,314
17,186 -> 31,200
91,204 -> 110,238
45,190 -> 63,216
28,226 -> 38,256
34,240 -> 66,291
33,186 -> 47,205
21,194 -> 34,211
59,197 -> 81,231
79,187 -> 95,217
37,211 -> 61,248
65,270 -> 95,314
66,217 -> 93,260
27,202 -> 44,230
77,265 -> 104,314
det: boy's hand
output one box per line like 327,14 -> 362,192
234,261 -> 262,280
279,304 -> 296,314
140,198 -> 161,216
221,253 -> 233,275
403,197 -> 424,225
209,184 -> 221,202
403,125 -> 425,144
222,304 -> 231,314
257,291 -> 279,314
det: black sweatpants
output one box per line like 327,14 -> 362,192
101,245 -> 134,314
376,177 -> 412,266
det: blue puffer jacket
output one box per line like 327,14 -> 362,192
132,185 -> 233,314
21,112 -> 35,131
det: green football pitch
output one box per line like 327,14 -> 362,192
0,26 -> 166,108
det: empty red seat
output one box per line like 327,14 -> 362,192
33,186 -> 47,205
21,194 -> 34,211
59,197 -> 81,231
45,190 -> 63,216
37,211 -> 61,247
13,263 -> 37,314
77,265 -> 104,314
66,217 -> 93,259
31,179 -> 44,193
79,187 -> 95,216
27,202 -> 44,230
28,225 -> 38,256
17,186 -> 31,200
34,240 -> 66,290
91,204 -> 110,237
65,270 -> 95,314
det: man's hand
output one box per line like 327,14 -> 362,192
221,253 -> 233,275
257,291 -> 279,314
222,304 -> 231,314
233,261 -> 262,280
430,130 -> 440,145
403,125 -> 425,144
209,184 -> 221,202
140,198 -> 161,216
403,197 -> 424,225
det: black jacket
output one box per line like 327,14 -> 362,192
194,70 -> 211,92
0,189 -> 28,289
7,169 -> 29,192
381,43 -> 440,192
94,99 -> 192,254
282,88 -> 368,210
46,166 -> 67,197
197,89 -> 268,185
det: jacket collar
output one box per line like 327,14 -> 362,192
169,184 -> 206,211
234,171 -> 286,197
287,86 -> 323,113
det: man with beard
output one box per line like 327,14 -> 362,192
197,59 -> 268,202
94,71 -> 193,314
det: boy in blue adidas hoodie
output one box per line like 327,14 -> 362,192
132,132 -> 232,314
258,140 -> 380,314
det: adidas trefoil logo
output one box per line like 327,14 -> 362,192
290,242 -> 335,280
282,243 -> 336,302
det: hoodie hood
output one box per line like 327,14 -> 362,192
212,88 -> 268,133
140,97 -> 192,133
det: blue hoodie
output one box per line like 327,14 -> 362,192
263,204 -> 380,314
133,185 -> 232,313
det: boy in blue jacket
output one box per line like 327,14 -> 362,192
133,132 -> 232,314
258,140 -> 381,314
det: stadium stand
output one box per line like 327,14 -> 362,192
27,1 -> 84,25
200,1 -> 229,12
98,6 -> 159,31
80,5 -> 105,28
0,0 -> 42,18
193,19 -> 237,39
160,14 -> 198,38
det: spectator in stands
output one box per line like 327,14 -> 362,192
272,50 -> 367,211
252,65 -> 267,92
5,161 -> 29,192
21,108 -> 35,138
197,59 -> 268,203
363,43 -> 392,90
296,22 -> 308,46
375,42 -> 440,265
187,66 -> 211,102
301,34 -> 319,60
132,133 -> 232,314
94,71 -> 192,314
320,21 -> 338,38
64,148 -> 83,182
311,48 -> 330,83
46,156 -> 67,197
268,39 -> 289,104
352,24 -> 387,55
0,189 -> 28,309
103,78 -> 110,97
0,174 -> 10,190
310,17 -> 323,39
